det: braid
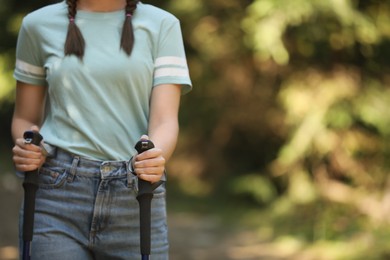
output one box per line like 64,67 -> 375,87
120,0 -> 139,55
67,0 -> 77,20
64,0 -> 85,59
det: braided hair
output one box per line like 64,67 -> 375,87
121,0 -> 139,55
64,0 -> 139,59
64,0 -> 85,58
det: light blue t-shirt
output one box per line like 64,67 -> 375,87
14,1 -> 192,160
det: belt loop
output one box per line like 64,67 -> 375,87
126,160 -> 137,190
67,155 -> 80,182
127,173 -> 138,192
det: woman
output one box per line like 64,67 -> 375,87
12,0 -> 191,259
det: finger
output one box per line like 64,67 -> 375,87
135,148 -> 163,161
139,134 -> 149,141
17,153 -> 43,165
135,165 -> 165,176
13,151 -> 46,172
13,144 -> 42,158
15,164 -> 41,172
15,138 -> 42,153
134,157 -> 165,168
13,155 -> 43,171
30,125 -> 40,132
13,151 -> 43,167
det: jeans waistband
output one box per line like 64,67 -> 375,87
44,144 -> 132,180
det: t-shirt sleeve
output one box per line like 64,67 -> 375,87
153,19 -> 192,94
13,18 -> 47,86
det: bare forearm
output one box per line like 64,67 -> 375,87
12,82 -> 46,143
11,117 -> 39,143
135,83 -> 181,182
148,120 -> 179,163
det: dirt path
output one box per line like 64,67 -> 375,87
0,174 -> 269,260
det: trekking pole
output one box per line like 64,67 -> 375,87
22,130 -> 43,260
134,139 -> 164,260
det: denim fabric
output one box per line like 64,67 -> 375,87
19,146 -> 168,260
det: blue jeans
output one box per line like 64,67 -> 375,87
19,146 -> 168,259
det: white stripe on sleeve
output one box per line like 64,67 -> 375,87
154,67 -> 189,78
154,56 -> 187,67
15,59 -> 45,76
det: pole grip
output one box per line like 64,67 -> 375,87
134,139 -> 163,257
22,130 -> 43,242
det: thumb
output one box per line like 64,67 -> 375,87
140,135 -> 149,141
30,125 -> 40,132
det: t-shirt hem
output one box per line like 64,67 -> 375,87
153,78 -> 192,95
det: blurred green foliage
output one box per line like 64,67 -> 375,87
1,0 -> 390,258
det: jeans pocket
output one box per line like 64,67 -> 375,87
38,165 -> 68,189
